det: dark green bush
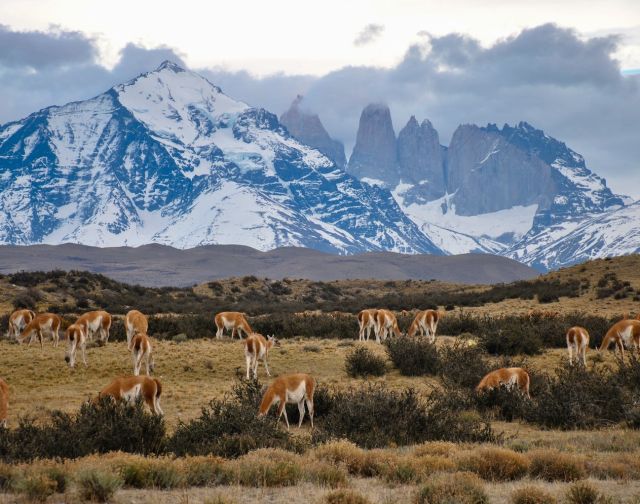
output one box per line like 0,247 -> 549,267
312,384 -> 494,448
0,397 -> 166,462
438,340 -> 491,388
169,380 -> 299,458
386,337 -> 439,376
345,346 -> 386,377
525,365 -> 629,429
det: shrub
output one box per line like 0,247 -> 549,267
325,489 -> 373,504
169,380 -> 298,458
180,456 -> 230,486
118,458 -> 184,489
458,447 -> 529,481
527,449 -> 586,482
438,340 -> 491,388
474,384 -> 531,422
414,472 -> 489,504
525,365 -> 629,429
0,397 -> 166,462
565,482 -> 612,504
232,449 -> 303,487
0,463 -> 15,491
14,473 -> 57,502
313,385 -> 494,449
76,469 -> 123,502
305,461 -> 348,488
511,485 -> 557,504
386,337 -> 439,376
345,346 -> 387,377
478,317 -> 543,355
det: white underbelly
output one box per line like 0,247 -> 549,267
286,382 -> 306,403
122,384 -> 142,402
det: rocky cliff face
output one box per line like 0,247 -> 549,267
396,116 -> 446,200
347,103 -> 399,186
279,96 -> 346,168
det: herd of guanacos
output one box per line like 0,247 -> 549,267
1,306 -> 639,430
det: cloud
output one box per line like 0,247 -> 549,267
0,23 -> 638,198
353,23 -> 385,46
0,26 -> 185,123
195,24 -> 639,197
0,24 -> 97,68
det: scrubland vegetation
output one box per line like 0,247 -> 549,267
1,256 -> 640,502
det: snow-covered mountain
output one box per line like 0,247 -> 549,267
342,105 -> 636,268
0,62 -> 441,255
0,61 -> 637,270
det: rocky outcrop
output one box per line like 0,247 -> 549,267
347,103 -> 399,186
397,116 -> 446,199
280,96 -> 346,167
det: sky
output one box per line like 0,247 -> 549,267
0,0 -> 639,197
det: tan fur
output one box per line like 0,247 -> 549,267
599,319 -> 640,361
566,326 -> 590,366
407,309 -> 440,342
476,367 -> 531,398
374,309 -> 402,343
76,311 -> 112,343
8,309 -> 36,340
129,333 -> 154,376
258,373 -> 315,429
0,378 -> 8,428
215,311 -> 252,339
64,323 -> 87,368
98,376 -> 163,415
357,309 -> 378,341
124,310 -> 148,344
244,333 -> 278,379
19,313 -> 61,348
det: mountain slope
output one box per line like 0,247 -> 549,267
0,62 -> 442,255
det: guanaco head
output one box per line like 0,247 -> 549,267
267,334 -> 280,347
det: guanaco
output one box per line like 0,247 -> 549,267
244,333 -> 278,379
258,373 -> 315,429
357,309 -> 378,341
129,333 -> 154,376
215,312 -> 252,339
64,323 -> 87,368
76,310 -> 112,343
566,326 -> 589,366
407,309 -> 440,342
375,309 -> 402,342
476,368 -> 531,399
19,313 -> 61,348
599,319 -> 640,360
8,309 -> 36,340
97,376 -> 163,415
124,310 -> 148,345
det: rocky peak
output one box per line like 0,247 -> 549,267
347,103 -> 399,186
280,96 -> 346,167
396,116 -> 445,198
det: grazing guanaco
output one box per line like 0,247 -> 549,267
357,309 -> 378,341
598,319 -> 640,360
374,309 -> 402,343
8,309 -> 36,340
77,310 -> 112,343
125,310 -> 148,345
64,323 -> 87,368
258,373 -> 315,429
476,368 -> 531,399
0,378 -> 8,428
244,333 -> 278,379
129,333 -> 154,376
215,311 -> 252,339
19,313 -> 61,348
407,309 -> 440,343
97,376 -> 163,415
566,326 -> 590,366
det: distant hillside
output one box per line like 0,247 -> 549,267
0,243 -> 537,287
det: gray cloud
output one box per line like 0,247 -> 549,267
0,23 -> 638,197
354,23 -> 385,46
197,24 -> 638,197
0,24 -> 98,68
0,26 -> 185,123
